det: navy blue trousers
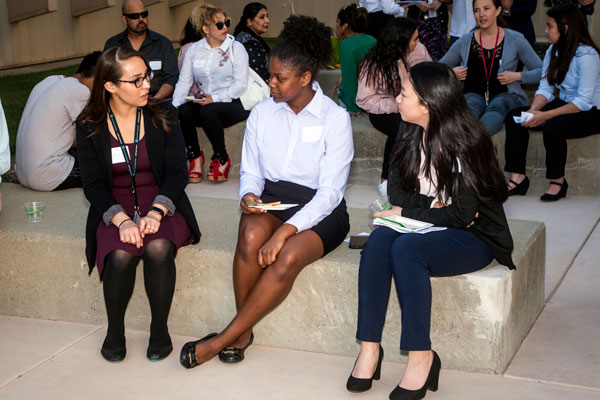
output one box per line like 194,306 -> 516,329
356,226 -> 494,351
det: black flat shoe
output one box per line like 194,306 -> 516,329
147,330 -> 173,361
101,333 -> 126,363
540,179 -> 568,202
180,332 -> 218,369
389,350 -> 441,400
508,176 -> 529,196
218,333 -> 254,364
346,345 -> 384,393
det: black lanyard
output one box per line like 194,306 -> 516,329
107,104 -> 142,224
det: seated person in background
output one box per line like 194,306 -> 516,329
104,0 -> 178,99
356,17 -> 431,196
0,98 -> 9,212
179,15 -> 353,370
440,0 -> 542,135
360,0 -> 406,39
234,2 -> 271,82
173,3 -> 249,184
15,51 -> 101,192
501,0 -> 538,46
504,5 -> 600,201
347,62 -> 514,399
178,17 -> 204,99
406,0 -> 450,61
334,4 -> 376,115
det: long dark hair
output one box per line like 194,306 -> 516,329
337,3 -> 368,34
358,17 -> 417,96
546,5 -> 600,86
76,47 -> 170,134
180,16 -> 203,46
270,15 -> 333,80
234,2 -> 267,36
392,62 -> 508,207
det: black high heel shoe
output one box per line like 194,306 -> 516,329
508,176 -> 529,196
180,332 -> 218,369
101,332 -> 126,363
389,350 -> 441,400
540,179 -> 568,202
346,345 -> 384,393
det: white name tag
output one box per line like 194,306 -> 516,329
193,59 -> 207,69
149,60 -> 162,71
301,126 -> 323,142
111,146 -> 130,164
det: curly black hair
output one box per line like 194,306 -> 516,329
270,15 -> 333,79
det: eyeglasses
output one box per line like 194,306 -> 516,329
122,10 -> 149,20
116,70 -> 154,88
214,19 -> 231,30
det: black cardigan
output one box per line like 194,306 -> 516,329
388,167 -> 516,269
76,103 -> 201,274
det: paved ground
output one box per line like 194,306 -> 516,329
1,182 -> 599,399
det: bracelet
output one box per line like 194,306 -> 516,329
118,218 -> 132,229
150,206 -> 165,218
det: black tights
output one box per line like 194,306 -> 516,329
102,239 -> 176,349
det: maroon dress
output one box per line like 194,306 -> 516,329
95,134 -> 193,279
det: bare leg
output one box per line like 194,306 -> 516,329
398,350 -> 434,390
230,213 -> 282,348
194,230 -> 324,362
545,177 -> 565,195
352,341 -> 380,378
508,173 -> 526,190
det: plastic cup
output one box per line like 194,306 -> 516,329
369,196 -> 391,214
24,202 -> 46,222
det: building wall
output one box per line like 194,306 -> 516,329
1,0 -> 599,69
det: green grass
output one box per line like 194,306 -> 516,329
0,64 -> 78,152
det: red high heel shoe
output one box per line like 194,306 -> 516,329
188,151 -> 205,183
207,155 -> 231,182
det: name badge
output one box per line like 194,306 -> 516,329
111,146 -> 130,164
301,126 -> 323,142
149,60 -> 162,71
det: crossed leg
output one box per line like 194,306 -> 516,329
193,212 -> 324,363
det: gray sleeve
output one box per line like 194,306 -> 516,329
103,204 -> 126,226
518,37 -> 543,84
152,194 -> 175,216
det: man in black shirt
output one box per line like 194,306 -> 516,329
104,0 -> 178,99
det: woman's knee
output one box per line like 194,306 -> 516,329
236,217 -> 271,261
270,248 -> 303,284
105,249 -> 138,274
390,235 -> 429,275
143,239 -> 175,265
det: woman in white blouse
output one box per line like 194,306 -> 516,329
180,15 -> 354,369
173,3 -> 249,183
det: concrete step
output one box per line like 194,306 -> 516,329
0,183 -> 545,374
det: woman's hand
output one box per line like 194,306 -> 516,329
119,219 -> 143,248
333,78 -> 341,98
194,93 -> 214,105
497,71 -> 521,85
432,201 -> 446,208
522,110 -> 550,128
467,212 -> 479,228
240,193 -> 267,214
430,0 -> 442,10
373,205 -> 403,218
257,224 -> 297,268
453,66 -> 468,81
139,214 -> 161,236
417,1 -> 430,12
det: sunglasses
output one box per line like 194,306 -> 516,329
214,19 -> 231,30
116,70 -> 154,88
122,10 -> 149,20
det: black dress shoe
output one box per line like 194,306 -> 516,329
180,332 -> 218,369
389,350 -> 441,400
540,179 -> 568,202
218,333 -> 254,364
101,333 -> 126,363
346,345 -> 384,393
147,331 -> 173,361
508,176 -> 529,196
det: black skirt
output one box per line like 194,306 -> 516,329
260,180 -> 350,255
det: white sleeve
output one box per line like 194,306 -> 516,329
172,43 -> 195,107
0,99 -> 10,180
381,0 -> 405,17
239,105 -> 265,200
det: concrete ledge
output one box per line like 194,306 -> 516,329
0,183 -> 545,373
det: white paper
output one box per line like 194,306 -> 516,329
344,232 -> 370,243
111,146 -> 130,164
513,112 -> 534,124
248,204 -> 299,210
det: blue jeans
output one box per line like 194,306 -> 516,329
356,226 -> 493,350
465,92 -> 522,135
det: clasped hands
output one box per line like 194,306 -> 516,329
371,202 -> 479,228
452,67 -> 521,85
118,212 -> 162,248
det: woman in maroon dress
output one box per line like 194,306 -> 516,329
76,47 -> 200,363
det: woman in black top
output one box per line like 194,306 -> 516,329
346,62 -> 514,400
234,2 -> 271,82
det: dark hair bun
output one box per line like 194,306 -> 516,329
277,15 -> 333,69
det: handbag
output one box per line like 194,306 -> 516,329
228,40 -> 270,110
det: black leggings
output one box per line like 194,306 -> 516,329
178,99 -> 249,161
504,99 -> 600,179
102,239 -> 176,347
368,113 -> 403,180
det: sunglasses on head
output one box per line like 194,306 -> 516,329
214,19 -> 231,30
123,10 -> 149,20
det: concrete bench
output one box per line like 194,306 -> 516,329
0,182 -> 544,374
